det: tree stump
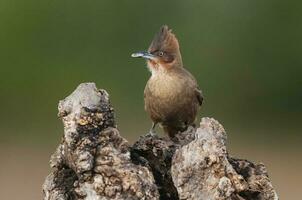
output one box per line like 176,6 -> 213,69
43,83 -> 278,200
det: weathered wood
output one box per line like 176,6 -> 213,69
43,83 -> 159,200
43,83 -> 278,200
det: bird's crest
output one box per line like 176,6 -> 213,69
148,25 -> 180,53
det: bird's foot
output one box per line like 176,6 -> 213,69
186,125 -> 196,133
146,122 -> 157,137
146,130 -> 157,137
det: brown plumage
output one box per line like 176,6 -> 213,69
132,25 -> 203,138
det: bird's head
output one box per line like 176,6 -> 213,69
132,25 -> 183,74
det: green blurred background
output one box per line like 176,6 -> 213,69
0,0 -> 301,199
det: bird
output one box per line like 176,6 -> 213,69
131,25 -> 203,138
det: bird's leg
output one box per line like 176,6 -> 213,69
148,122 -> 157,136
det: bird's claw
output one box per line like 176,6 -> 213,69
147,131 -> 157,137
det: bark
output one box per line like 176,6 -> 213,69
43,83 -> 278,200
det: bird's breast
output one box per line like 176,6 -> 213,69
144,68 -> 200,126
147,73 -> 184,99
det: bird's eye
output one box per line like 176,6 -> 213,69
158,51 -> 164,57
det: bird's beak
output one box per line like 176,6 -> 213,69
131,51 -> 156,60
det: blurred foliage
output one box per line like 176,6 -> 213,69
0,0 -> 301,147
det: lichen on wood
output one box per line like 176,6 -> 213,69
43,83 -> 159,200
43,82 -> 278,200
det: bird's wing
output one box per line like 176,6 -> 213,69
179,67 -> 204,106
195,87 -> 203,106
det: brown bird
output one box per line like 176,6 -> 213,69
132,25 -> 203,138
